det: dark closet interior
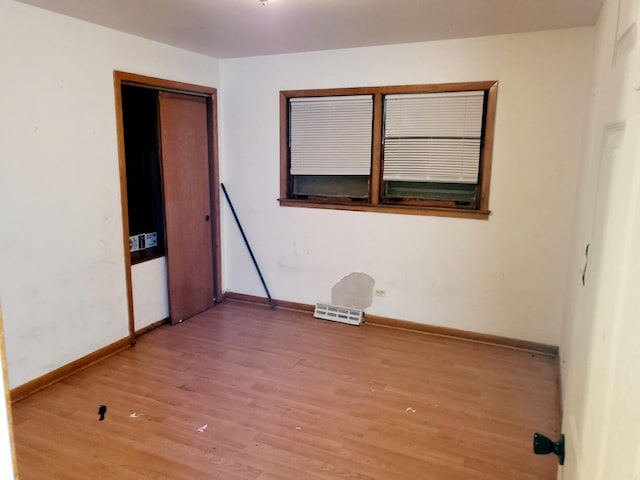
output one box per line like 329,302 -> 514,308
121,85 -> 166,264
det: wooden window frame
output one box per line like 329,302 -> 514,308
279,81 -> 498,220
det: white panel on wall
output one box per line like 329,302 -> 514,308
132,257 -> 169,331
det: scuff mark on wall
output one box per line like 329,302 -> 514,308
331,273 -> 375,309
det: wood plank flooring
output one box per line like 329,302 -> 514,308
11,302 -> 560,479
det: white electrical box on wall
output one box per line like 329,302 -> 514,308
145,232 -> 158,248
130,232 -> 158,252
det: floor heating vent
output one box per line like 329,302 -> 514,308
313,303 -> 364,326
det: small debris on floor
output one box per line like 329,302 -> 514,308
196,424 -> 208,433
98,405 -> 107,421
295,427 -> 302,431
405,407 -> 417,414
130,412 -> 141,418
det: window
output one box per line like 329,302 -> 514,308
279,81 -> 498,219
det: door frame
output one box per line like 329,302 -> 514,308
113,71 -> 223,342
0,306 -> 18,478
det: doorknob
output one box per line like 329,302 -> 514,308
205,215 -> 210,222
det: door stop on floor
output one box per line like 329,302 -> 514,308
533,432 -> 565,465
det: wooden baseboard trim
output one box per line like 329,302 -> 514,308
365,314 -> 558,356
10,337 -> 132,403
224,291 -> 315,313
135,318 -> 170,337
224,291 -> 558,356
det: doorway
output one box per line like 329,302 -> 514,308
114,71 -> 222,338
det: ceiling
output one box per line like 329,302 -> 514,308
16,0 -> 604,59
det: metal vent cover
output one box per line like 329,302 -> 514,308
313,303 -> 363,326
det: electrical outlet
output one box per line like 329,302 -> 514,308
374,289 -> 386,297
145,232 -> 158,248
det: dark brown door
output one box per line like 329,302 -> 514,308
159,92 -> 214,324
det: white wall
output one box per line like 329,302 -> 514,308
0,0 -> 219,388
560,0 -> 640,477
219,28 -> 593,345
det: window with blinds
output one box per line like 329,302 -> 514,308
280,81 -> 497,217
383,91 -> 484,183
290,95 -> 373,175
288,95 -> 373,198
382,90 -> 486,204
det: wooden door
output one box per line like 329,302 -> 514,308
159,92 -> 214,324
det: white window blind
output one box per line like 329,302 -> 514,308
383,91 -> 485,184
290,95 -> 373,176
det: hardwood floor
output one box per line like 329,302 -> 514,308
11,302 -> 560,479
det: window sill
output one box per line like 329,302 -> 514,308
278,198 -> 490,220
